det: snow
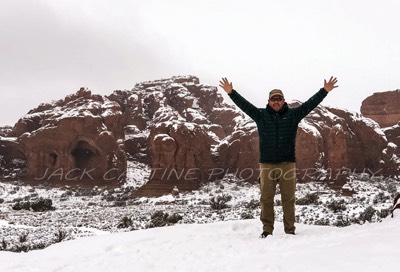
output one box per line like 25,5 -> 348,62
186,108 -> 207,123
0,173 -> 399,271
154,134 -> 175,143
1,216 -> 399,272
319,106 -> 343,122
192,98 -> 200,109
350,113 -> 387,140
101,109 -> 121,118
0,136 -> 18,142
299,120 -> 321,138
183,122 -> 195,131
388,142 -> 397,149
123,161 -> 150,190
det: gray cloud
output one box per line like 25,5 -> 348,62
1,0 -> 400,125
0,0 -> 183,125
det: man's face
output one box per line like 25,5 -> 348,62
268,95 -> 285,112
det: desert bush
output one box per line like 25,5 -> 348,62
314,218 -> 330,226
167,213 -> 183,224
1,238 -> 7,250
386,183 -> 397,194
327,199 -> 347,213
54,229 -> 68,243
373,192 -> 390,204
333,215 -> 351,227
13,244 -> 30,253
19,232 -> 28,243
209,194 -> 232,210
358,206 -> 377,223
296,192 -> 319,205
377,208 -> 391,218
240,212 -> 254,220
31,198 -> 55,212
245,199 -> 259,210
13,198 -> 55,212
149,211 -> 183,228
30,242 -> 47,250
12,201 -> 31,211
117,216 -> 133,229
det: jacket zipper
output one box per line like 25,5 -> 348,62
275,113 -> 279,161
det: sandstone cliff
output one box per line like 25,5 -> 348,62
1,76 -> 399,196
361,90 -> 400,127
1,88 -> 126,183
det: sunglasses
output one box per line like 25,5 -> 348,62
270,97 -> 283,102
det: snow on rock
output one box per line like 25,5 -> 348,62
299,119 -> 322,138
295,103 -> 399,181
387,142 -> 397,149
154,134 -> 175,143
1,75 -> 399,189
350,112 -> 387,140
1,87 -> 127,182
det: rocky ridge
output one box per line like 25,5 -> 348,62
0,76 -> 399,196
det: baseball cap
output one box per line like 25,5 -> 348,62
269,89 -> 284,99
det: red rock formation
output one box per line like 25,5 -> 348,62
0,126 -> 12,137
1,76 -> 399,196
383,124 -> 400,150
2,88 -> 126,183
361,90 -> 400,127
129,76 -> 398,195
295,105 -> 392,181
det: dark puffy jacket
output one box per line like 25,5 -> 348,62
228,88 -> 327,163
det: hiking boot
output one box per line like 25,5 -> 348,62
286,231 -> 296,235
260,231 -> 272,238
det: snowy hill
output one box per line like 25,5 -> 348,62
1,216 -> 399,272
0,75 -> 399,271
0,174 -> 398,253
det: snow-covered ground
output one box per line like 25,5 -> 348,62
0,168 -> 399,271
0,216 -> 399,272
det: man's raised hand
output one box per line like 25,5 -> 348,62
219,77 -> 233,94
324,76 -> 338,93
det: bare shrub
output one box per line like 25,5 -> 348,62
117,216 -> 133,229
54,229 -> 68,243
240,212 -> 254,220
31,198 -> 55,212
209,194 -> 232,210
245,199 -> 259,210
296,192 -> 319,205
1,238 -> 7,250
358,206 -> 377,223
19,232 -> 28,243
333,215 -> 351,227
327,199 -> 347,213
149,211 -> 183,228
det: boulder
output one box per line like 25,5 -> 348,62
361,90 -> 400,127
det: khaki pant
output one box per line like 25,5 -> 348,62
259,162 -> 296,234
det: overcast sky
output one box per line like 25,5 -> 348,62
1,0 -> 400,126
